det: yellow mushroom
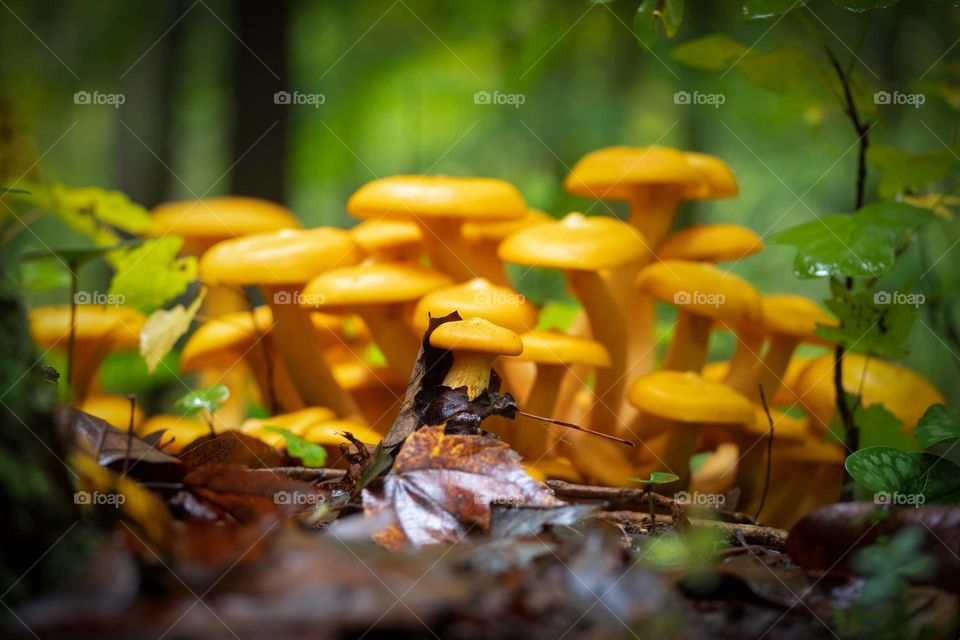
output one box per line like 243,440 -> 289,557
79,394 -> 144,431
460,209 -> 552,286
350,219 -> 423,263
657,224 -> 764,263
429,317 -> 523,401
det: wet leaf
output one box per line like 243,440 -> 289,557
742,0 -> 803,20
362,425 -> 561,549
844,446 -> 960,502
633,0 -> 684,49
914,404 -> 960,448
855,404 -> 918,452
178,431 -> 283,469
833,0 -> 900,11
140,288 -> 205,374
817,279 -> 916,357
108,237 -> 198,312
631,472 -> 680,485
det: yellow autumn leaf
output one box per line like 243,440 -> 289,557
140,288 -> 206,374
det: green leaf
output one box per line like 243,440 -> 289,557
914,404 -> 960,449
771,202 -> 936,278
19,239 -> 141,269
0,187 -> 30,195
631,471 -> 680,485
633,0 -> 685,50
108,237 -> 198,312
867,146 -> 958,199
845,446 -> 960,502
671,34 -> 748,71
264,427 -> 328,467
832,0 -> 900,12
662,0 -> 684,38
175,384 -> 230,416
856,404 -> 918,452
737,46 -> 825,95
15,258 -> 70,292
817,280 -> 916,358
742,0 -> 804,20
140,289 -> 206,374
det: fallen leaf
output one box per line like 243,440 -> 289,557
179,431 -> 283,469
362,425 -> 561,549
139,288 -> 206,374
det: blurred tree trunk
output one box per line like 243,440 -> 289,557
228,0 -> 289,204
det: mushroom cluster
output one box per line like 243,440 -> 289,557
40,150 -> 945,529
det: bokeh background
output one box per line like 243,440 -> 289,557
1,0 -> 958,405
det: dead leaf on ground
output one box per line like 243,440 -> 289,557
179,430 -> 283,469
362,425 -> 561,549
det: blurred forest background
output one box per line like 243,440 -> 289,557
1,0 -> 958,404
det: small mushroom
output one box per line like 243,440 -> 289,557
636,260 -> 761,372
656,224 -> 764,263
429,317 -> 523,401
350,219 -> 423,263
629,370 -> 755,488
302,262 -> 451,378
508,330 -> 611,458
348,175 -> 526,281
791,353 -> 945,436
200,228 -> 363,417
500,213 -> 648,435
29,305 -> 145,401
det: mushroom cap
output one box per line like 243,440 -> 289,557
139,414 -> 212,452
511,330 -> 611,368
743,407 -> 808,441
411,277 -> 538,332
241,407 -> 338,437
200,228 -> 362,286
498,212 -> 649,271
429,317 -> 523,356
748,294 -> 837,340
301,419 -> 383,446
564,146 -> 703,201
702,356 -> 813,405
150,197 -> 300,241
79,394 -> 144,430
657,224 -> 763,263
682,152 -> 739,200
332,360 -> 402,391
30,305 -> 144,348
461,208 -> 552,243
793,354 -> 944,433
302,262 -> 452,309
347,175 -> 527,221
628,370 -> 755,425
636,260 -> 762,325
350,219 -> 422,255
180,307 -> 364,371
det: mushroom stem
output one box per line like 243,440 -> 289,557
244,347 -> 305,414
663,312 -> 712,371
71,342 -> 110,402
753,335 -> 800,403
264,285 -> 360,418
723,330 -> 764,394
639,416 -> 698,488
515,364 -> 565,457
464,241 -> 511,286
627,185 -> 685,248
419,219 -> 475,281
442,352 -> 495,400
355,305 -> 421,379
565,269 -> 627,436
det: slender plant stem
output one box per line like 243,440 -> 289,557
754,386 -> 775,521
66,268 -> 79,399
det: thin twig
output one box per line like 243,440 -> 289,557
121,394 -> 136,477
755,385 -> 775,521
515,410 -> 634,446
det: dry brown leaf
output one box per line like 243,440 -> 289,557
362,425 -> 560,549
